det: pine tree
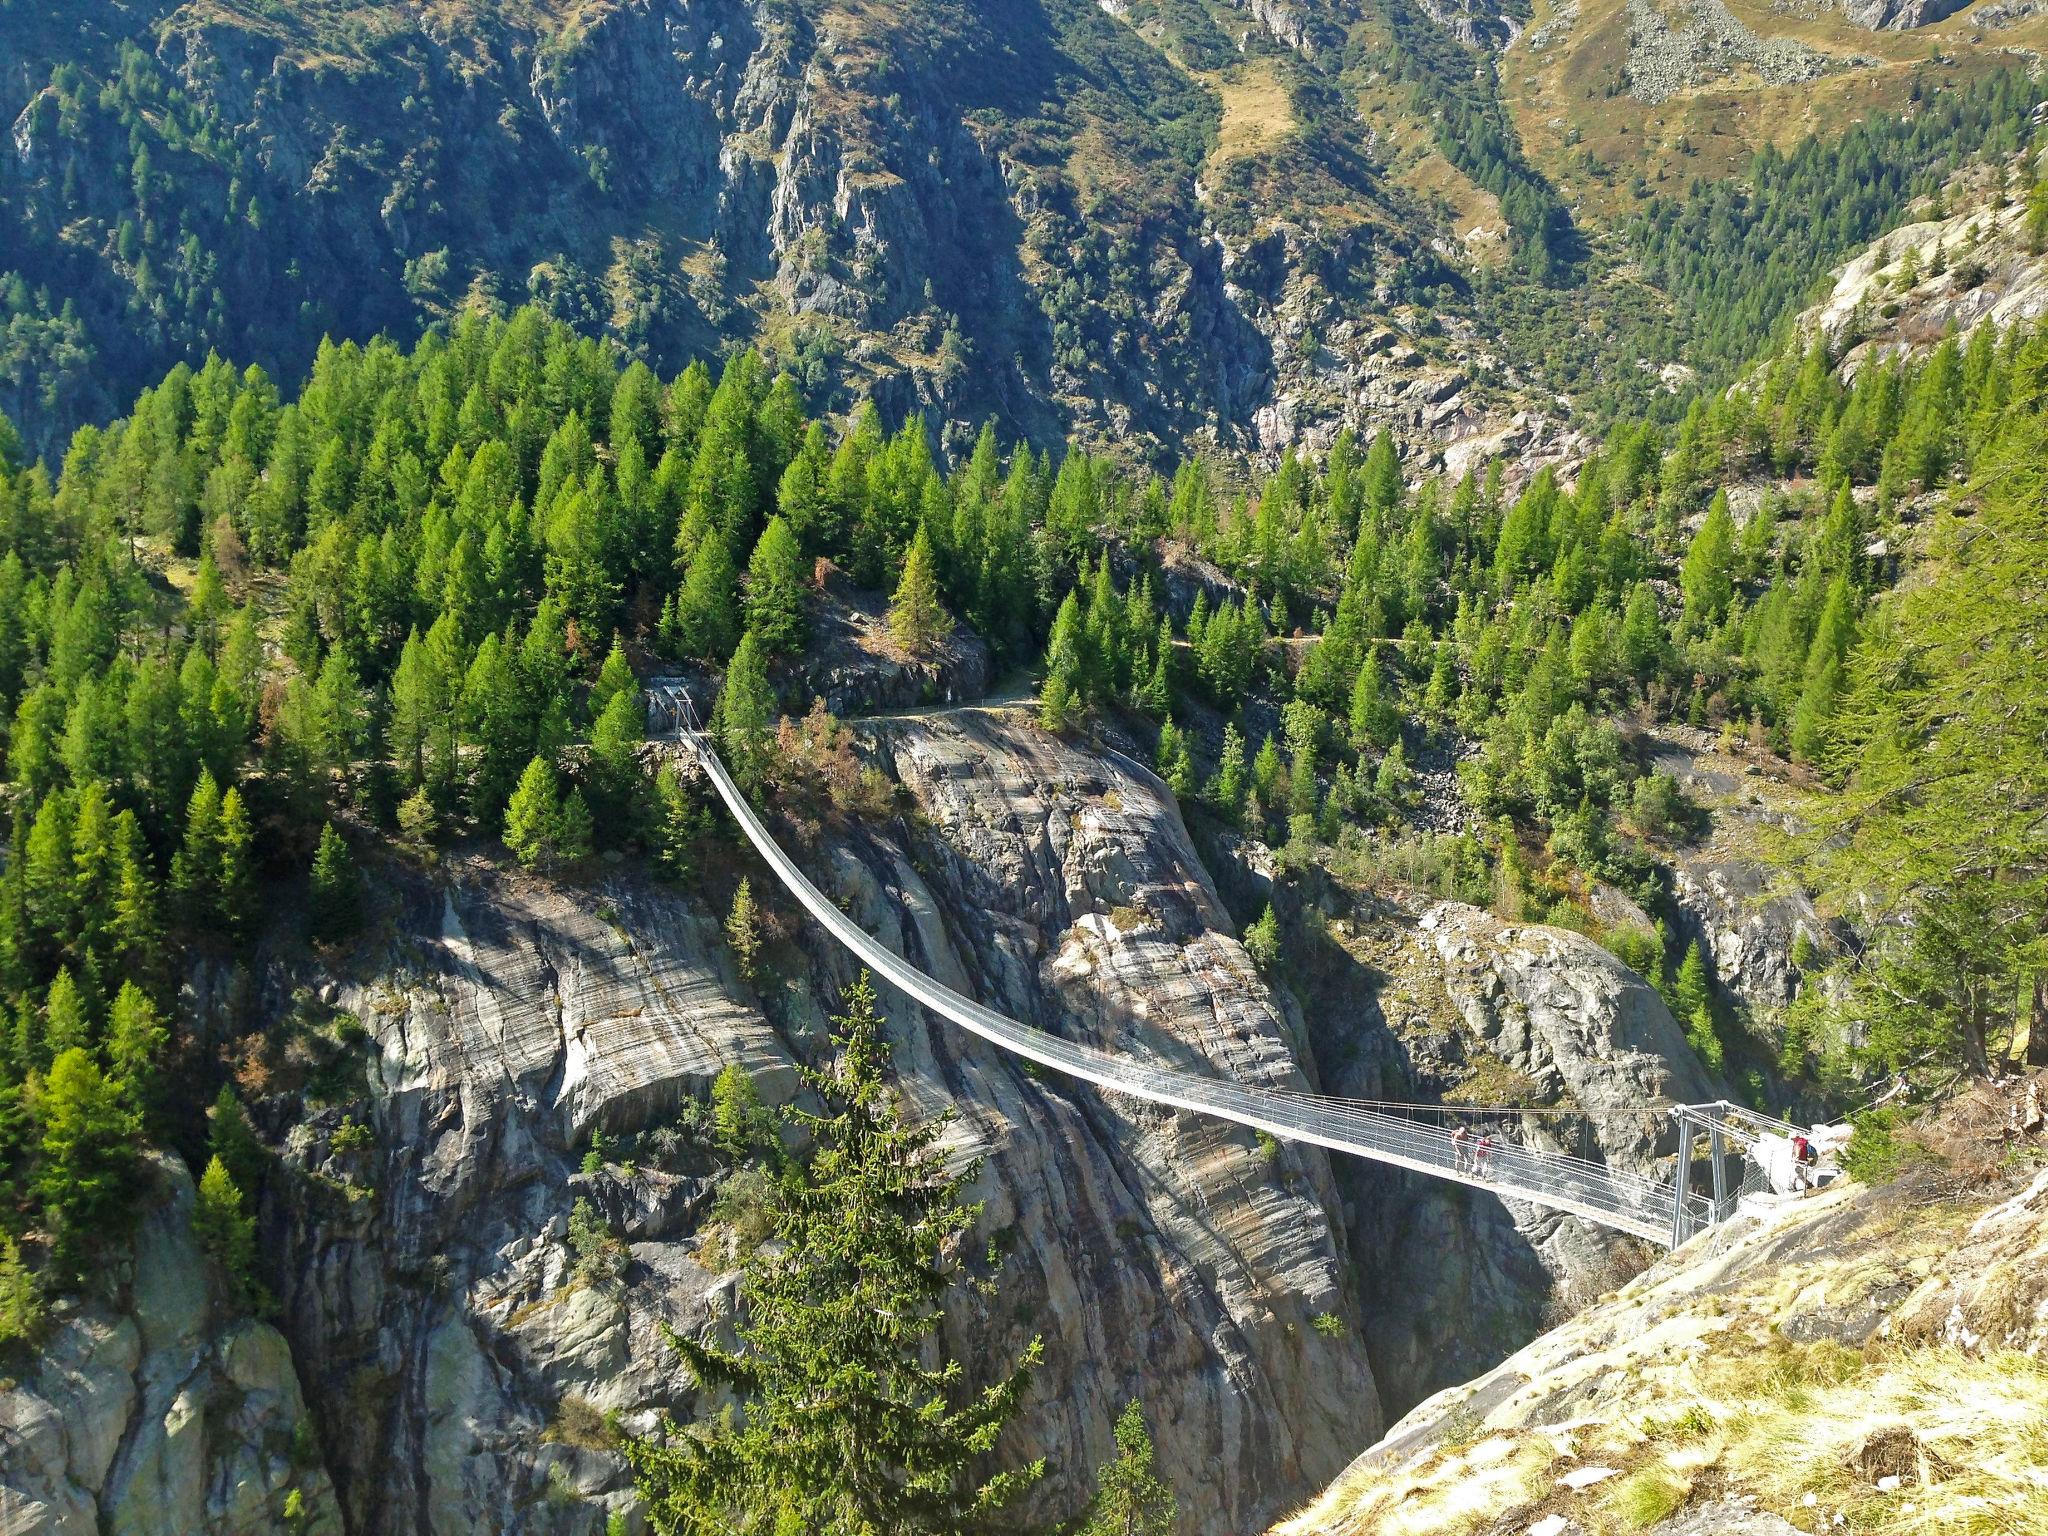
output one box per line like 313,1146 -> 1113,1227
105,981 -> 166,1123
589,688 -> 648,841
1244,905 -> 1282,971
1038,667 -> 1074,734
208,1084 -> 268,1201
710,1061 -> 769,1159
309,823 -> 362,941
217,788 -> 256,939
654,764 -> 703,882
1672,941 -> 1725,1071
676,530 -> 740,662
37,1048 -> 137,1282
556,788 -> 594,864
1680,492 -> 1736,632
889,522 -> 953,656
1348,655 -> 1398,751
504,756 -> 565,869
43,967 -> 89,1057
744,516 -> 810,656
714,632 -> 775,789
1155,720 -> 1194,798
388,627 -> 450,794
591,636 -> 638,723
621,972 -> 1044,1535
725,877 -> 761,984
1079,1401 -> 1178,1536
1211,724 -> 1248,826
193,1155 -> 260,1309
0,1235 -> 42,1346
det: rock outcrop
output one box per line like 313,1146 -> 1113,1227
1840,0 -> 1970,28
0,706 -> 1725,1536
1801,191 -> 2048,369
1269,1107 -> 2048,1535
1277,880 -> 1720,1415
0,1157 -> 344,1536
202,709 -> 1387,1536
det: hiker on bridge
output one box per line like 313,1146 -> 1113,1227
1450,1124 -> 1472,1172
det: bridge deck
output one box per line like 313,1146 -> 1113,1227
673,716 -> 1705,1245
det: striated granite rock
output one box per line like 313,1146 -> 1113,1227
236,711 -> 1384,1536
1289,891 -> 1717,1413
0,1156 -> 343,1536
1,711 -> 1724,1536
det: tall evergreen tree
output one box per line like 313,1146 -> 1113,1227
309,822 -> 362,941
714,632 -> 775,790
621,972 -> 1044,1535
744,516 -> 810,656
889,523 -> 953,657
1078,1401 -> 1178,1536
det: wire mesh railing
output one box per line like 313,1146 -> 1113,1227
660,689 -> 1708,1245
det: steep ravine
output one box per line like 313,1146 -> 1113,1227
0,711 -> 1720,1534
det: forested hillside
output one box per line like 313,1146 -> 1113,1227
1,246 -> 2042,1362
2,0 -> 2043,462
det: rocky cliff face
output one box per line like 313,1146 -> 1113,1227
1293,892 -> 1718,1413
1801,184 -> 2048,367
0,1156 -> 344,1536
0,706 -> 1724,1534
1270,1085 -> 2048,1536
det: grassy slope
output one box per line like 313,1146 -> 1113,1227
1505,0 -> 2048,221
1270,1149 -> 2048,1535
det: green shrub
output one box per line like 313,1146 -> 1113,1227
567,1197 -> 628,1285
1608,1464 -> 1688,1528
1841,1107 -> 1935,1184
708,1164 -> 779,1258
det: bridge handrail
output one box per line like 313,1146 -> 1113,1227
676,719 -> 1697,1245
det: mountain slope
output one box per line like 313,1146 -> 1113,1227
3,0 -> 2038,466
1270,1091 -> 2048,1536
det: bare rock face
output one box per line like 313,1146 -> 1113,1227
189,710 -> 1384,1536
1840,0 -> 1969,27
1803,196 -> 2048,369
860,711 -> 1384,1529
2,712 -> 1726,1536
1290,893 -> 1716,1414
0,1156 -> 344,1536
1417,904 -> 1718,1173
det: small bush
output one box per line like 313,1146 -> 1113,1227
1608,1464 -> 1688,1528
708,1165 -> 779,1259
1311,1311 -> 1345,1338
567,1197 -> 628,1285
1841,1107 -> 1934,1184
1244,905 -> 1282,972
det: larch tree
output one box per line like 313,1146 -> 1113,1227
744,516 -> 810,656
1078,1401 -> 1178,1536
888,522 -> 953,657
621,972 -> 1044,1536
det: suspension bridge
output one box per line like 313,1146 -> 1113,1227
646,680 -> 1791,1248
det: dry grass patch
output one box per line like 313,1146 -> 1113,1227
1210,62 -> 1296,166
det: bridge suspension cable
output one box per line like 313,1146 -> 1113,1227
650,683 -> 1739,1247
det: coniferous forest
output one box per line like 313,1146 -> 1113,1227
0,288 -> 2042,1348
1,3 -> 2046,1531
